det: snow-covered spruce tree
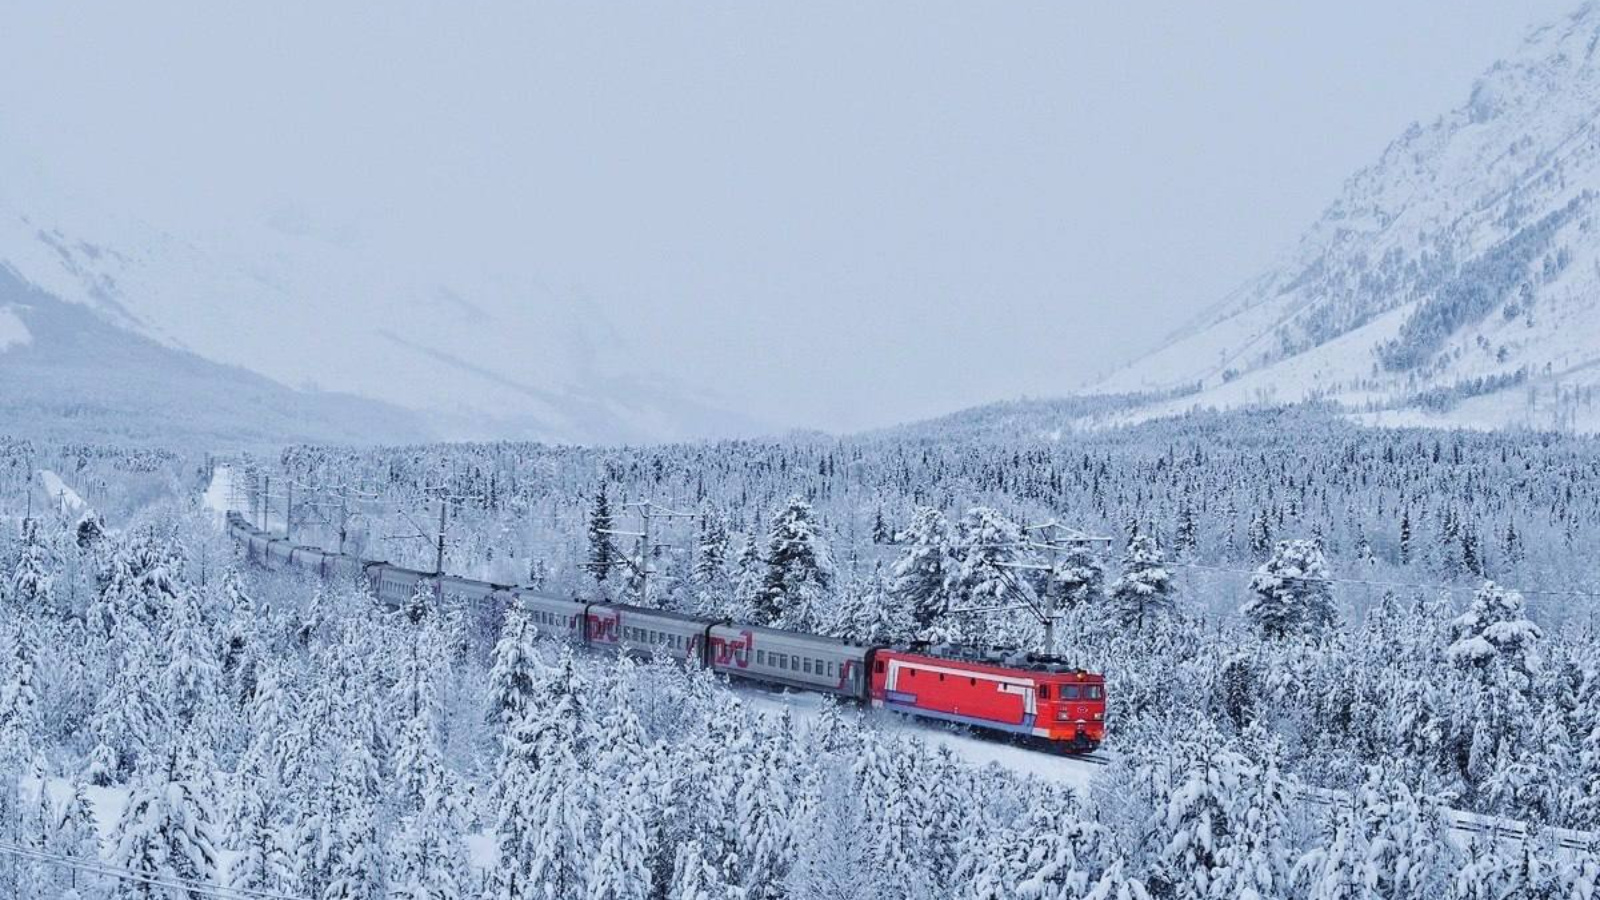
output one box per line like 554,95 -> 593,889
1246,511 -> 1273,561
1579,675 -> 1600,830
1241,539 -> 1335,639
228,759 -> 290,896
322,747 -> 386,900
690,509 -> 732,616
105,740 -> 221,899
922,745 -> 971,894
825,563 -> 906,644
1446,831 -> 1526,900
90,615 -> 169,782
1048,543 -> 1105,611
1108,534 -> 1172,631
239,659 -> 297,798
1352,765 -> 1457,899
1141,720 -> 1288,900
946,507 -> 1031,646
485,598 -> 540,734
756,496 -> 833,631
785,715 -> 874,900
586,659 -> 654,900
1445,581 -> 1542,810
10,518 -> 56,618
0,617 -> 41,768
888,507 -> 955,637
164,585 -> 221,745
391,615 -> 450,815
390,741 -> 469,900
729,536 -> 765,623
666,839 -> 739,900
487,647 -> 592,900
1292,799 -> 1368,900
588,488 -> 618,588
666,695 -> 746,891
1207,746 -> 1294,900
91,530 -> 183,642
47,782 -> 105,896
736,711 -> 798,900
1447,580 -> 1541,679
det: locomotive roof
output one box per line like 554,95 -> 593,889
896,642 -> 1100,676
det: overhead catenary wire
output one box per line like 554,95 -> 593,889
0,840 -> 310,900
1159,558 -> 1600,601
249,469 -> 1600,602
963,541 -> 1600,600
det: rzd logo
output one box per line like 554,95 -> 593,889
710,631 -> 753,668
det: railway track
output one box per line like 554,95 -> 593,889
220,501 -> 1594,860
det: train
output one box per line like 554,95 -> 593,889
227,511 -> 1107,752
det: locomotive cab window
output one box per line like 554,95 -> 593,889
1087,686 -> 1104,700
1037,685 -> 1049,699
1063,686 -> 1081,700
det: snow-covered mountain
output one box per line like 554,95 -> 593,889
0,268 -> 430,448
1096,3 -> 1600,433
0,151 -> 765,446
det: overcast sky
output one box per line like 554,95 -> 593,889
0,1 -> 1582,432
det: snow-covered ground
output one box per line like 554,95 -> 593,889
738,685 -> 1103,794
0,304 -> 30,352
36,469 -> 90,518
201,464 -> 237,517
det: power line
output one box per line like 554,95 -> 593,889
0,841 -> 309,900
948,541 -> 1600,600
1161,559 -> 1600,601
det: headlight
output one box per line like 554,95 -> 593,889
1093,712 -> 1103,721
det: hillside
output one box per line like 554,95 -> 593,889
1096,3 -> 1600,433
0,267 -> 429,449
0,153 -> 764,445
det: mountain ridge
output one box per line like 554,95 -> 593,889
0,150 -> 767,446
1095,2 -> 1600,434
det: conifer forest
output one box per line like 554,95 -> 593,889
2,405 -> 1599,898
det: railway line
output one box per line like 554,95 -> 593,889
217,490 -> 1595,860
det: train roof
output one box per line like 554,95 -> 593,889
731,620 -> 874,650
588,601 -> 711,626
893,642 -> 1101,676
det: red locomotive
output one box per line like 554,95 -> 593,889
869,646 -> 1106,751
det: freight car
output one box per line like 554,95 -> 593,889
225,512 -> 1105,752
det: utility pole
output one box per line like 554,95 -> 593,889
260,475 -> 270,531
637,508 -> 652,605
434,498 -> 447,575
338,496 -> 349,555
1020,521 -> 1114,657
1041,535 -> 1060,657
285,482 -> 295,541
599,499 -> 698,607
